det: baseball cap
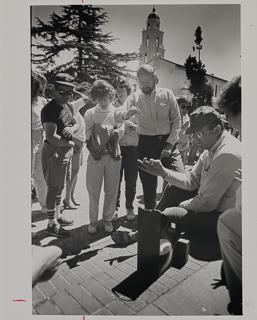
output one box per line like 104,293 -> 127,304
185,106 -> 221,134
55,73 -> 75,87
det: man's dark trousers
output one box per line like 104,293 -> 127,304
116,146 -> 138,210
137,134 -> 185,209
156,185 -> 222,239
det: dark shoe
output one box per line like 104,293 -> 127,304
63,199 -> 77,210
47,223 -> 70,238
111,231 -> 137,246
57,216 -> 74,226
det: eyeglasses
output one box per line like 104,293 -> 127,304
193,131 -> 205,139
193,126 -> 217,139
180,104 -> 191,110
138,78 -> 154,87
58,90 -> 74,97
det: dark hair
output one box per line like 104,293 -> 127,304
216,76 -> 241,117
176,96 -> 192,107
112,76 -> 132,96
90,80 -> 115,101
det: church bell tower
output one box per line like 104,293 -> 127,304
139,6 -> 165,66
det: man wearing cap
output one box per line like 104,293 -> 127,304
114,64 -> 184,210
112,106 -> 241,245
41,73 -> 79,237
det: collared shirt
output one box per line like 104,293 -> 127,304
114,87 -> 181,146
113,98 -> 138,147
164,131 -> 241,213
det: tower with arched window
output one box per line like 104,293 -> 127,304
139,7 -> 165,66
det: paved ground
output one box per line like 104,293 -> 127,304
31,148 -> 230,316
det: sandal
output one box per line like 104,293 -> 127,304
63,199 -> 77,210
111,231 -> 136,246
71,197 -> 80,206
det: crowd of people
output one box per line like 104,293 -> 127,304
31,66 -> 242,314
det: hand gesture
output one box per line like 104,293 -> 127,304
137,158 -> 165,178
124,107 -> 141,119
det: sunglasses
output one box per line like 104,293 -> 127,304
58,90 -> 74,97
180,104 -> 191,110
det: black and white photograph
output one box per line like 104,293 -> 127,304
1,1 -> 257,319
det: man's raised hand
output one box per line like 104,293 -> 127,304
137,158 -> 166,178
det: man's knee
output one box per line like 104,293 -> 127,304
157,185 -> 184,211
218,209 -> 242,239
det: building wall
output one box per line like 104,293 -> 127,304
149,58 -> 191,97
149,57 -> 227,100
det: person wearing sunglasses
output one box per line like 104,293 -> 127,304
41,73 -> 79,238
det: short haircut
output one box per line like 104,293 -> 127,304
90,80 -> 115,101
176,96 -> 192,107
112,76 -> 132,95
216,76 -> 241,117
137,64 -> 155,77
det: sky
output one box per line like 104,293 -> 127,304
31,4 -> 241,81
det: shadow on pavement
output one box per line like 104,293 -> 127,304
61,248 -> 101,269
61,243 -> 137,270
112,271 -> 158,301
32,216 -> 138,259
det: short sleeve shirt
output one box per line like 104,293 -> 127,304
41,98 -> 75,143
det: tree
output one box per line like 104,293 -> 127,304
184,26 -> 213,108
32,5 -> 139,84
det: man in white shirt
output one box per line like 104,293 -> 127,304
114,64 -> 184,209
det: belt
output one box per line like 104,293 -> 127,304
139,134 -> 169,140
